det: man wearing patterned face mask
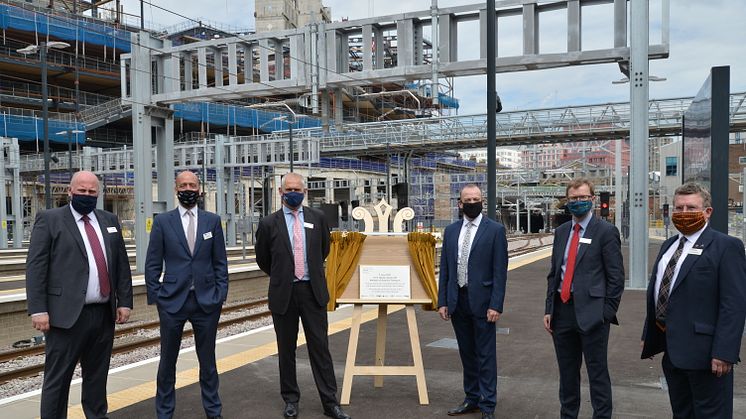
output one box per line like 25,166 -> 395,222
642,182 -> 746,418
145,170 -> 229,419
544,178 -> 624,419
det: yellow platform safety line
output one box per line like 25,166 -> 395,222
64,305 -> 404,418
64,248 -> 553,418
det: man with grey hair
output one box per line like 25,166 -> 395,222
642,182 -> 746,418
256,172 -> 350,419
26,170 -> 133,419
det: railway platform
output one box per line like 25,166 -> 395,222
1,241 -> 744,418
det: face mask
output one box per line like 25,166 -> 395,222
177,190 -> 199,208
566,200 -> 593,217
672,211 -> 706,235
71,194 -> 97,215
461,201 -> 483,219
283,191 -> 305,209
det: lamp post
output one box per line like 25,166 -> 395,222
248,102 -> 298,172
18,41 -> 70,209
55,129 -> 84,178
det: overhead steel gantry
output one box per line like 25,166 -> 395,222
21,92 -> 745,176
121,0 -> 670,272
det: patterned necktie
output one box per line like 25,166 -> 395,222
186,209 -> 196,255
81,215 -> 110,298
561,223 -> 582,303
656,236 -> 687,327
457,222 -> 474,287
292,210 -> 305,280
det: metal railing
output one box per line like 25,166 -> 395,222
0,79 -> 115,108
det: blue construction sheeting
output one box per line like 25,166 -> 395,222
0,113 -> 85,143
0,4 -> 132,52
172,103 -> 322,132
404,82 -> 460,109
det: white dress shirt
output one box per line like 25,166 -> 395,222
70,205 -> 109,304
654,224 -> 707,302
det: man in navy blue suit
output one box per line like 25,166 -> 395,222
437,184 -> 508,419
544,178 -> 624,419
145,170 -> 229,419
642,182 -> 746,418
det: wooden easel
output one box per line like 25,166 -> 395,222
337,235 -> 431,405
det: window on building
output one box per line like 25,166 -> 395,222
739,156 -> 746,165
665,156 -> 677,176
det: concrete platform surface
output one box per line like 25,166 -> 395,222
3,242 -> 745,418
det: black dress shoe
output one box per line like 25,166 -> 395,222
283,402 -> 298,418
447,402 -> 480,416
481,413 -> 495,419
323,405 -> 351,419
206,416 -> 223,419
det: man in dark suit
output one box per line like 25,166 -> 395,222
437,184 -> 508,419
255,172 -> 350,419
641,182 -> 746,418
145,170 -> 228,419
26,170 -> 133,419
544,178 -> 624,419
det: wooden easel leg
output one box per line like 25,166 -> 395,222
405,305 -> 429,405
341,304 -> 363,405
374,304 -> 388,387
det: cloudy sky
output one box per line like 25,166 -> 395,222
120,0 -> 745,115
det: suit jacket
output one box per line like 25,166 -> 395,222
545,215 -> 625,333
255,206 -> 330,315
145,208 -> 229,314
437,216 -> 508,317
26,205 -> 133,328
641,226 -> 746,369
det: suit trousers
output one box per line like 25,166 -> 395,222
450,286 -> 497,414
156,291 -> 222,419
271,281 -> 338,410
41,303 -> 114,419
662,352 -> 733,419
551,295 -> 612,419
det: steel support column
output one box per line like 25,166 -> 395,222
628,0 -> 649,288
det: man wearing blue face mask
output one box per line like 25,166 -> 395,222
255,172 -> 350,419
544,178 -> 624,419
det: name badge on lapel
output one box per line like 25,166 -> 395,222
579,238 -> 592,244
303,222 -> 314,229
688,248 -> 703,256
203,232 -> 213,240
106,226 -> 118,233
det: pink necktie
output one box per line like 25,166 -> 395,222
82,215 -> 110,297
292,210 -> 305,280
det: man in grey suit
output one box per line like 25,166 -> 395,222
26,170 -> 133,419
544,178 -> 625,419
255,172 -> 350,419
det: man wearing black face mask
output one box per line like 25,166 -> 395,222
437,184 -> 508,419
26,170 -> 133,419
255,172 -> 349,419
145,170 -> 228,419
642,182 -> 746,418
544,178 -> 624,419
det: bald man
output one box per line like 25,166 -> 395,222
26,170 -> 133,419
145,170 -> 229,419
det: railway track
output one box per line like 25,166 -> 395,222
0,298 -> 270,383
